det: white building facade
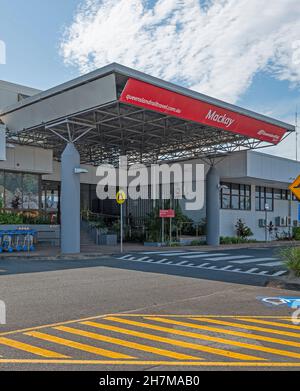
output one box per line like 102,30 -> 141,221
0,72 -> 298,245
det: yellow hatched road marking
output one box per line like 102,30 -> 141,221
143,317 -> 300,349
54,325 -> 199,361
0,336 -> 69,358
25,331 -> 135,359
0,315 -> 292,338
102,315 -> 293,318
239,318 -> 300,330
2,359 -> 300,366
106,316 -> 300,361
193,317 -> 300,339
279,318 -> 298,322
82,319 -> 264,361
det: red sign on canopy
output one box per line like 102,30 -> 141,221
120,78 -> 287,145
160,209 -> 175,218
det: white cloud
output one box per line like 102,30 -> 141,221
60,0 -> 300,103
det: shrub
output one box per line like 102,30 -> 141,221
190,240 -> 206,246
235,219 -> 253,239
23,214 -> 52,225
293,227 -> 300,241
278,247 -> 300,277
220,236 -> 233,244
220,236 -> 257,245
0,211 -> 24,224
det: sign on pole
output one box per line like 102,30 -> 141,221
159,209 -> 175,218
289,175 -> 300,201
160,210 -> 175,244
116,190 -> 126,205
116,190 -> 126,253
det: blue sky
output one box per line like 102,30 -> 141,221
0,0 -> 300,159
0,0 -> 79,89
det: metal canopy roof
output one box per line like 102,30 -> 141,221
0,63 -> 295,166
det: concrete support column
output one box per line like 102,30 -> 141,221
61,143 -> 80,254
206,166 -> 220,246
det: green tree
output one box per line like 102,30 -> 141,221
235,219 -> 253,239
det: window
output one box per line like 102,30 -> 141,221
0,171 -> 41,211
274,189 -> 281,200
281,189 -> 288,200
220,183 -> 230,209
80,184 -> 90,211
41,181 -> 59,212
255,186 -> 274,211
23,174 -> 40,210
274,189 -> 297,201
220,182 -> 251,210
5,172 -> 22,209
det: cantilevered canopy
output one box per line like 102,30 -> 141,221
0,63 -> 295,166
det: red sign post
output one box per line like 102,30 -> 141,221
159,210 -> 175,244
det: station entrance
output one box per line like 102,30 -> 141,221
0,64 -> 293,253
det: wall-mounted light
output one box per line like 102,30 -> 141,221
74,168 -> 88,174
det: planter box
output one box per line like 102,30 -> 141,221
144,242 -> 166,247
81,222 -> 118,246
97,233 -> 118,246
179,236 -> 206,246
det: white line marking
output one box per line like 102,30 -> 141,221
206,255 -> 253,261
258,261 -> 283,267
182,253 -> 227,259
272,270 -> 287,276
220,266 -> 233,270
155,259 -> 168,264
246,268 -> 259,273
118,254 -> 132,260
117,257 -> 278,278
186,263 -> 195,267
162,252 -> 198,257
231,257 -> 276,264
134,257 -> 149,262
141,251 -> 184,255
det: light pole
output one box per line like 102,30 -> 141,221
265,203 -> 270,242
289,177 -> 296,238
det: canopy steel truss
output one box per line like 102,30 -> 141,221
8,100 -> 266,166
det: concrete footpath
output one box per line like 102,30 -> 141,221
0,256 -> 300,371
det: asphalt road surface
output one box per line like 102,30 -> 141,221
0,246 -> 299,371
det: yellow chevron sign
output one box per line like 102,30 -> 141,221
289,175 -> 300,201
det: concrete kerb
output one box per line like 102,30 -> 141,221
0,240 -> 299,261
0,253 -> 110,261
